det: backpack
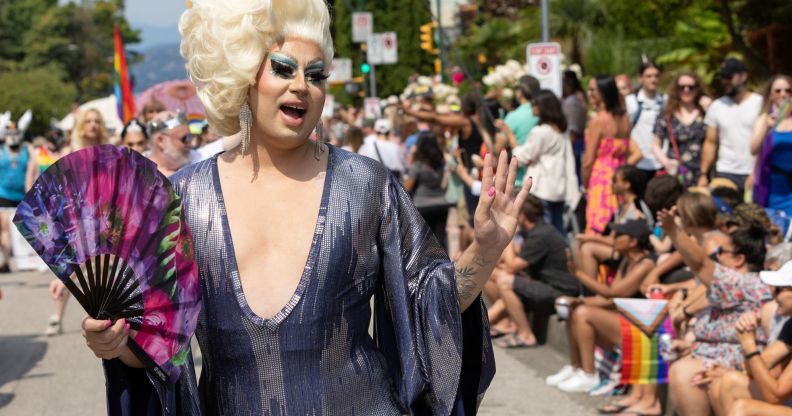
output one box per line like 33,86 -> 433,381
631,88 -> 665,127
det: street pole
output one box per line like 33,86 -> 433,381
436,0 -> 444,82
369,63 -> 377,98
541,0 -> 549,42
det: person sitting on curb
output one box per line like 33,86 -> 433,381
484,194 -> 580,348
707,260 -> 792,416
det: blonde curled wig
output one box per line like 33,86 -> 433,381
72,108 -> 109,150
179,0 -> 334,136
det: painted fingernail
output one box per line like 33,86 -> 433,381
125,323 -> 130,332
105,320 -> 112,328
487,186 -> 496,197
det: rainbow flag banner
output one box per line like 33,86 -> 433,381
614,298 -> 675,384
114,25 -> 135,123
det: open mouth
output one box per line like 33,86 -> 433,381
280,104 -> 307,123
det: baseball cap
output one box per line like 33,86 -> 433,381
760,260 -> 792,287
611,220 -> 651,244
719,58 -> 746,78
374,119 -> 391,134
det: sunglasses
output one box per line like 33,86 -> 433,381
716,246 -> 736,256
166,132 -> 193,145
677,84 -> 698,92
774,88 -> 792,94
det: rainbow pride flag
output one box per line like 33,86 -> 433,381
615,298 -> 675,384
114,25 -> 136,123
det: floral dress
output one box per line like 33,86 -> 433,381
692,263 -> 772,369
585,137 -> 629,234
653,115 -> 707,187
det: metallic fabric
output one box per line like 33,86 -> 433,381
103,145 -> 494,415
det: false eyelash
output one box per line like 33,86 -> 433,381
308,73 -> 331,81
271,60 -> 295,78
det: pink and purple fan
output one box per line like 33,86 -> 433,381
13,145 -> 201,382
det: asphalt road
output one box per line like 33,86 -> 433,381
0,270 -> 604,415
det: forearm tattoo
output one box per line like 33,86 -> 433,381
454,254 -> 492,307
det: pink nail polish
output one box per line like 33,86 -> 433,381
105,320 -> 112,328
125,323 -> 130,332
487,186 -> 496,197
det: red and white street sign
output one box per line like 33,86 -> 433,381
352,12 -> 373,43
527,42 -> 562,97
381,32 -> 398,64
328,58 -> 352,83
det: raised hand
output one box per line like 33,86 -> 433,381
657,206 -> 679,236
473,150 -> 532,257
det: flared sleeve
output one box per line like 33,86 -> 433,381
102,346 -> 200,415
373,173 -> 495,415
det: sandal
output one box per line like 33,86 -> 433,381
494,333 -> 537,349
45,314 -> 62,337
615,408 -> 662,416
597,403 -> 629,414
489,328 -> 509,338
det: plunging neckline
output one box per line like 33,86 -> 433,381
211,145 -> 334,328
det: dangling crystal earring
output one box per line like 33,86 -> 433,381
313,122 -> 326,161
239,101 -> 252,156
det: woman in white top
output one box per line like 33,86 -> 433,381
512,89 -> 580,234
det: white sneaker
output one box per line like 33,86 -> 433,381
545,365 -> 576,386
557,369 -> 600,393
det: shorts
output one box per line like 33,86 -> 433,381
512,277 -> 566,312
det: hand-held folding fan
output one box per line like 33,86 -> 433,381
13,145 -> 201,382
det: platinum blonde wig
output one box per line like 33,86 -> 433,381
179,0 -> 334,136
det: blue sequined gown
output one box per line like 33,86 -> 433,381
103,146 -> 495,415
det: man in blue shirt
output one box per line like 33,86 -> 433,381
504,75 -> 540,187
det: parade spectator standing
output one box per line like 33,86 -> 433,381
626,62 -> 665,183
138,98 -> 166,124
751,74 -> 792,216
404,132 -> 450,249
699,58 -> 763,195
120,119 -> 148,154
616,74 -> 634,98
44,108 -> 109,336
562,70 -> 588,182
71,108 -> 109,150
504,75 -> 540,188
0,122 -> 29,273
652,72 -> 708,188
512,90 -> 580,233
26,129 -> 69,191
583,75 -> 642,234
340,126 -> 364,153
145,113 -> 193,177
358,118 -> 406,179
403,93 -> 487,225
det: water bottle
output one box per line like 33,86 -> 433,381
658,333 -> 677,362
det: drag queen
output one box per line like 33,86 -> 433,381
82,0 -> 531,414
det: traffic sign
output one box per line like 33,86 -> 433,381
367,33 -> 384,65
527,42 -> 562,97
381,32 -> 398,64
352,12 -> 373,43
328,58 -> 352,83
364,97 -> 381,120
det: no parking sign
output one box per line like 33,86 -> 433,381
527,42 -> 562,97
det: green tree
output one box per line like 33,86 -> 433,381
331,0 -> 434,99
23,0 -> 140,101
0,0 -> 57,69
0,69 -> 77,135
